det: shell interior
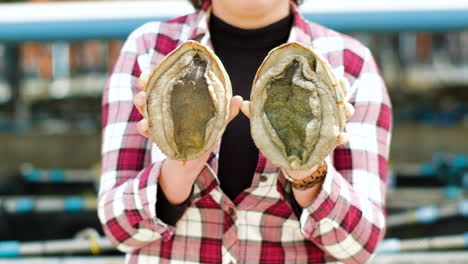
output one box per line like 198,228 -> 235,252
167,53 -> 216,158
263,58 -> 321,165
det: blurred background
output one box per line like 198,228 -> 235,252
0,0 -> 467,263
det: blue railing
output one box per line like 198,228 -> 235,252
1,0 -> 468,42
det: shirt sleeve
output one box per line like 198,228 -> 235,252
298,47 -> 392,264
97,23 -> 179,253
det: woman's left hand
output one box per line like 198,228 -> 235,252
240,77 -> 354,180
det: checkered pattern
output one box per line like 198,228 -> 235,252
98,1 -> 392,263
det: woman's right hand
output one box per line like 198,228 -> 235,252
133,72 -> 242,204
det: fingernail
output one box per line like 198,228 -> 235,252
338,133 -> 349,145
347,107 -> 354,117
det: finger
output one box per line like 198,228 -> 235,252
344,102 -> 355,120
137,119 -> 150,138
337,132 -> 350,145
228,95 -> 243,122
133,91 -> 147,116
339,77 -> 350,97
138,72 -> 151,91
240,100 -> 251,119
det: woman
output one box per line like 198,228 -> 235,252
98,0 -> 392,263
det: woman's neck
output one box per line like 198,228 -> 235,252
209,13 -> 293,49
211,0 -> 290,30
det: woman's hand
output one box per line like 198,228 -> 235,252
133,72 -> 243,204
240,78 -> 354,207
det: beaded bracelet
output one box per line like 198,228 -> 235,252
283,161 -> 327,190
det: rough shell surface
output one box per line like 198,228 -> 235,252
250,42 -> 346,170
145,41 -> 232,161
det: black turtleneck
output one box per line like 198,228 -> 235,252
156,13 -> 293,226
210,14 -> 293,200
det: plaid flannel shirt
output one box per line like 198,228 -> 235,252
98,1 -> 392,263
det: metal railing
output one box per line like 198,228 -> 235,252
1,0 -> 468,43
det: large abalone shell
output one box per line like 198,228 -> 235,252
250,42 -> 346,170
145,41 -> 232,161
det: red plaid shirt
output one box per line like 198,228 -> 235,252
98,1 -> 392,263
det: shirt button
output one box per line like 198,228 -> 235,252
260,175 -> 268,182
228,207 -> 236,216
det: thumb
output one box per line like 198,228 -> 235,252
240,100 -> 251,119
339,77 -> 350,97
138,72 -> 151,91
228,96 -> 243,122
